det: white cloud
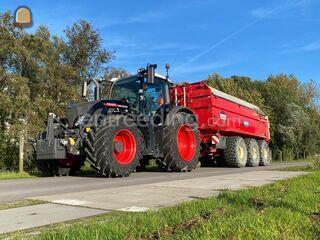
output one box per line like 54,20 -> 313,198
280,40 -> 320,54
105,36 -> 141,48
151,43 -> 199,51
173,61 -> 232,75
103,10 -> 171,27
250,0 -> 311,19
301,41 -> 320,51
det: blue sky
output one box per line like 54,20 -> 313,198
2,0 -> 320,83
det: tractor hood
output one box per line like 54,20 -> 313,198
65,100 -> 129,128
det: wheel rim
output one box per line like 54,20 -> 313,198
263,148 -> 268,160
238,145 -> 245,159
252,147 -> 258,159
113,129 -> 136,165
237,140 -> 247,166
177,125 -> 196,162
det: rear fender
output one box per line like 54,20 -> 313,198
164,106 -> 198,126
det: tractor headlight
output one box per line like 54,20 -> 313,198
74,115 -> 86,127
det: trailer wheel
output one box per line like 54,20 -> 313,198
92,116 -> 142,177
223,137 -> 247,167
159,112 -> 200,172
244,139 -> 260,167
257,140 -> 271,166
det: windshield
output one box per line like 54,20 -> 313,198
110,77 -> 140,110
110,77 -> 169,115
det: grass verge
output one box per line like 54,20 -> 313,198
0,199 -> 46,211
0,171 -> 38,180
8,170 -> 319,240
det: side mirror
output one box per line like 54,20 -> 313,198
82,81 -> 88,97
147,64 -> 157,84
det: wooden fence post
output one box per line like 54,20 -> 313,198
19,133 -> 25,173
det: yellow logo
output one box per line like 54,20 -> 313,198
14,6 -> 32,28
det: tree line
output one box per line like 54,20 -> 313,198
0,12 -> 122,170
206,74 -> 320,161
0,11 -> 319,170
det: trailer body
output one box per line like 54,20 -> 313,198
171,81 -> 270,160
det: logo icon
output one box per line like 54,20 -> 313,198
14,6 -> 32,28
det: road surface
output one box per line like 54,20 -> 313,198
0,162 -> 307,203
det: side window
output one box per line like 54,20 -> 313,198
145,82 -> 165,115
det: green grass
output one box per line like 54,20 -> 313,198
0,199 -> 46,211
10,170 -> 319,240
0,171 -> 38,180
278,165 -> 313,172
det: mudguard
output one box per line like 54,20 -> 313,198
164,106 -> 198,125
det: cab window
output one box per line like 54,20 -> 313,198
144,80 -> 168,115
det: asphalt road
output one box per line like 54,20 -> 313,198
0,162 -> 308,203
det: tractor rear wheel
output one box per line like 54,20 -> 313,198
257,140 -> 271,166
159,112 -> 200,172
223,136 -> 247,167
92,116 -> 142,177
244,138 -> 260,167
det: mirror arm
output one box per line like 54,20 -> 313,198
82,81 -> 88,98
90,79 -> 100,100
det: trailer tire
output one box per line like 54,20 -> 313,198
257,140 -> 271,166
159,112 -> 200,172
92,116 -> 142,177
224,137 -> 247,167
244,139 -> 260,167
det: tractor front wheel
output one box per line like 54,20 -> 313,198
93,116 -> 142,177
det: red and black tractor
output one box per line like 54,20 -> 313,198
36,64 -> 271,177
36,64 -> 201,177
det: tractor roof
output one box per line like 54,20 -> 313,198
110,73 -> 173,84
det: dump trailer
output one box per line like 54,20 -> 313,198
171,81 -> 270,167
36,64 -> 270,177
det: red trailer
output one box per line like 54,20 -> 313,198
171,81 -> 271,168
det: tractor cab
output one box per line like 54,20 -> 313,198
109,72 -> 171,116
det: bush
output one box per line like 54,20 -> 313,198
309,155 -> 320,170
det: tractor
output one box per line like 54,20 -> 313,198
36,64 -> 201,177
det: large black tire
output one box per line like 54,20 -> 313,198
223,136 -> 247,167
257,140 -> 271,166
158,112 -> 200,172
87,116 -> 142,177
244,138 -> 260,167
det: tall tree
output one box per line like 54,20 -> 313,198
63,20 -> 114,84
101,67 -> 130,97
